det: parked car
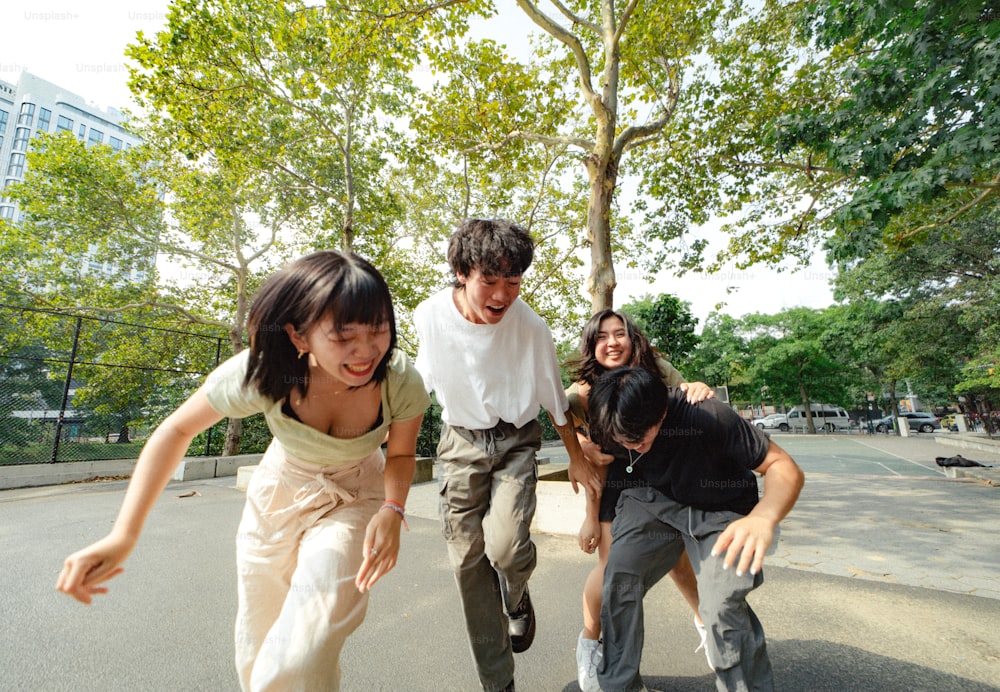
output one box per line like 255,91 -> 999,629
902,412 -> 942,432
875,412 -> 942,433
752,413 -> 789,431
786,404 -> 852,432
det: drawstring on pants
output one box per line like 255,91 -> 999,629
480,424 -> 507,456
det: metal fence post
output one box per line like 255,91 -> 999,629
204,337 -> 224,455
50,316 -> 82,463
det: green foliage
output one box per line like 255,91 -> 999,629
0,134 -> 161,305
833,201 -> 996,401
791,0 -> 1000,238
686,312 -> 748,390
637,0 -> 1000,279
639,0 -> 845,273
621,293 -> 699,362
416,1 -> 727,309
416,396 -> 443,458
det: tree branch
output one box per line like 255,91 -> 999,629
899,173 -> 1000,239
616,67 -> 680,157
548,0 -> 599,33
464,129 -> 592,154
719,154 -> 842,176
613,0 -> 640,46
515,0 -> 599,108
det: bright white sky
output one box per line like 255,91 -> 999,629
1,0 -> 837,327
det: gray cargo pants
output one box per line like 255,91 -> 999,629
599,486 -> 773,692
437,419 -> 541,692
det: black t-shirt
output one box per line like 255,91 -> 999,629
603,388 -> 770,516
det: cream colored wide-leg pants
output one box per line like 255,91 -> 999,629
234,441 -> 384,692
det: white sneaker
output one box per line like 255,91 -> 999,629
693,616 -> 712,669
575,630 -> 602,692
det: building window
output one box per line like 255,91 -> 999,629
12,127 -> 30,152
37,108 -> 52,133
109,136 -> 123,151
0,206 -> 14,220
17,102 -> 36,127
0,109 -> 8,150
56,115 -> 73,133
77,124 -> 86,139
87,129 -> 104,147
6,153 -> 25,178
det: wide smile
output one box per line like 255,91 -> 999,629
344,360 -> 376,377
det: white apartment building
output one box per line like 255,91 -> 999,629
0,71 -> 146,279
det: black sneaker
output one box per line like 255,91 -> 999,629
508,587 -> 536,653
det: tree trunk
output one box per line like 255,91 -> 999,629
799,382 -> 816,434
115,424 -> 130,443
222,325 -> 246,457
585,155 -> 619,313
223,417 -> 243,457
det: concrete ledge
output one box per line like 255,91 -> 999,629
532,479 -> 586,536
172,453 -> 263,482
236,464 -> 257,491
0,453 -> 262,491
413,457 -> 435,484
0,459 -> 138,490
935,434 -> 1000,456
942,466 -> 1000,486
935,436 -> 1000,486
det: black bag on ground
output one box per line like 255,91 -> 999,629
935,455 -> 992,468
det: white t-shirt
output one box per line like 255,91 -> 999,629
413,287 -> 570,430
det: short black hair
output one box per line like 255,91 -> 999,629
447,218 -> 535,286
589,367 -> 668,449
244,251 -> 398,401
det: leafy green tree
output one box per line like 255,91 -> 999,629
637,0 -> 848,274
687,312 -> 751,397
0,132 -> 274,455
621,294 -> 699,362
636,0 -> 1000,281
832,205 -> 993,408
740,308 -> 853,432
127,0 -> 422,254
781,0 -> 1000,249
417,1 -> 730,310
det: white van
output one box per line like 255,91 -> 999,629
785,404 -> 851,432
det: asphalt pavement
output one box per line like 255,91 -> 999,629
2,433 -> 999,691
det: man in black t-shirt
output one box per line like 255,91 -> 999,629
588,367 -> 805,692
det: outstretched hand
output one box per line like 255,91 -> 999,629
57,534 -> 134,605
710,515 -> 776,577
355,507 -> 402,593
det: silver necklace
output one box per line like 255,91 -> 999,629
625,449 -> 645,474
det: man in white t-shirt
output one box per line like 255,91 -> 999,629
414,218 -> 597,692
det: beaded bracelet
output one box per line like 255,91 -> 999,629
381,499 -> 409,531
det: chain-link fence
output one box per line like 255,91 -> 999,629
0,305 -> 233,465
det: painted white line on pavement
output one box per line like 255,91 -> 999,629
852,438 -> 947,476
873,461 -> 902,476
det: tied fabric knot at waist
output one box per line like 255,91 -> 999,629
258,447 -> 382,529
292,472 -> 360,526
